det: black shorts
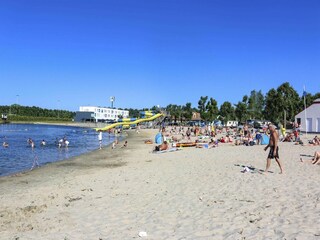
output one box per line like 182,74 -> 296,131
268,146 -> 279,159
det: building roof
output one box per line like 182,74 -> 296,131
295,98 -> 320,118
313,98 -> 320,104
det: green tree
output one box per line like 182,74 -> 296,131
247,90 -> 265,119
264,88 -> 280,123
234,101 -> 248,123
206,98 -> 219,121
166,104 -> 182,123
197,96 -> 219,122
276,82 -> 300,123
182,102 -> 193,121
299,92 -> 320,112
219,101 -> 235,122
198,96 -> 208,121
0,104 -> 74,121
150,105 -> 160,113
313,92 -> 320,100
125,108 -> 140,118
264,82 -> 300,124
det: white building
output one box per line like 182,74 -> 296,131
295,98 -> 320,133
75,106 -> 129,122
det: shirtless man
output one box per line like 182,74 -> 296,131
154,141 -> 168,151
264,124 -> 284,174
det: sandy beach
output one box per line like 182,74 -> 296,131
0,128 -> 319,239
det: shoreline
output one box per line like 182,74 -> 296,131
0,128 -> 131,181
5,121 -> 108,129
0,122 -> 127,178
1,129 -> 319,239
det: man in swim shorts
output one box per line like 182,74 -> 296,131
264,124 -> 284,174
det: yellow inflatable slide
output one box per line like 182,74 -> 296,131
95,113 -> 163,131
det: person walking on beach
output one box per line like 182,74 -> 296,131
264,124 -> 284,174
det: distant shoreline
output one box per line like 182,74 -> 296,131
2,121 -> 108,129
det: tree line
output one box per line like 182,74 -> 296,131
146,82 -> 319,125
0,104 -> 74,122
1,82 -> 319,124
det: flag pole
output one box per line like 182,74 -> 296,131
303,86 -> 307,138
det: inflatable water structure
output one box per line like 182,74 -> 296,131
95,111 -> 163,131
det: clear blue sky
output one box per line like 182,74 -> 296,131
1,0 -> 319,111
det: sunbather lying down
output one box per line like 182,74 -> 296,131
154,147 -> 180,154
308,136 -> 320,145
154,141 -> 168,152
300,151 -> 320,164
312,151 -> 320,164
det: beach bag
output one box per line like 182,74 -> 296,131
155,133 -> 163,144
261,134 -> 269,145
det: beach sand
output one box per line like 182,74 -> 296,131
0,129 -> 319,239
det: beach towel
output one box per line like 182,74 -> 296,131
154,148 -> 180,154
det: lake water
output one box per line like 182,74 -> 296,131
0,124 -> 120,177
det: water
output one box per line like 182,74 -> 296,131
0,124 -> 120,177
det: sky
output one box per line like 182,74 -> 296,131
1,0 -> 319,111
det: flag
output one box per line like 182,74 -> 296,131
303,90 -> 307,97
302,85 -> 307,97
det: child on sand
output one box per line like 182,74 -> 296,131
122,141 -> 128,148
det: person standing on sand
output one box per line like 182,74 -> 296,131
264,124 -> 284,174
98,130 -> 103,149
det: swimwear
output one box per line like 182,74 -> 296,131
268,146 -> 279,159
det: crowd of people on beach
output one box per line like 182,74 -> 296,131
2,121 -> 318,176
148,120 -> 319,173
153,124 -> 269,149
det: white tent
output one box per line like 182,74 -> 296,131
295,98 -> 320,133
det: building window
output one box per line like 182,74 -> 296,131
297,118 -> 301,125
